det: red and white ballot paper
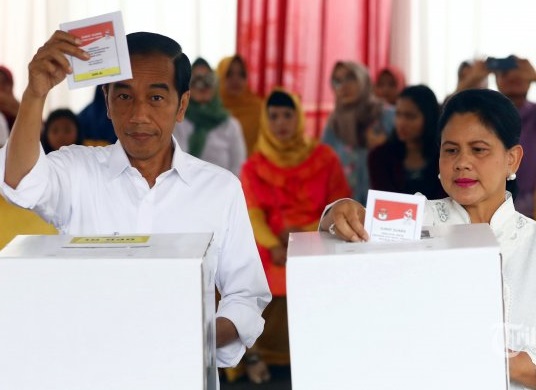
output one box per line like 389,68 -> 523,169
364,190 -> 425,243
60,11 -> 132,89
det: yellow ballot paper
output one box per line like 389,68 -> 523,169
60,11 -> 132,89
364,190 -> 425,242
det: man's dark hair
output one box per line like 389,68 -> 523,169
104,32 -> 191,97
266,90 -> 296,109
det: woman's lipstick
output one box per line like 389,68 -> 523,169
454,178 -> 478,188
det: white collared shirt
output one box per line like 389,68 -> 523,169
0,137 -> 271,367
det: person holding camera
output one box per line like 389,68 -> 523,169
494,56 -> 536,219
453,59 -> 490,94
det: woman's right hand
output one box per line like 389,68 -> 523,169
320,199 -> 369,242
26,30 -> 90,99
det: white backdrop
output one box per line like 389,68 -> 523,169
390,0 -> 536,103
0,0 -> 237,116
2,0 -> 536,117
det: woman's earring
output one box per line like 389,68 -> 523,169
507,173 -> 517,181
437,173 -> 441,180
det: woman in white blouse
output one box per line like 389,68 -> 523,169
321,89 -> 536,389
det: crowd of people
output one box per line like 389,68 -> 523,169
1,31 -> 536,388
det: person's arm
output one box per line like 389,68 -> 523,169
454,60 -> 490,93
4,30 -> 89,189
216,317 -> 239,348
509,351 -> 536,389
319,198 -> 369,242
214,180 -> 271,367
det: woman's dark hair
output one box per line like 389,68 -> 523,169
391,84 -> 440,163
104,32 -> 191,98
438,88 -> 521,198
192,57 -> 211,70
266,90 -> 296,109
41,108 -> 82,154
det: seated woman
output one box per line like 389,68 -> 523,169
322,60 -> 394,204
174,57 -> 246,175
240,88 -> 351,383
368,85 -> 446,199
216,55 -> 263,156
373,65 -> 406,106
320,89 -> 536,390
41,108 -> 83,154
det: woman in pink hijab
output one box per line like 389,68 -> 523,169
374,65 -> 406,106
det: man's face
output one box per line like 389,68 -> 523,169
495,68 -> 530,99
104,53 -> 189,165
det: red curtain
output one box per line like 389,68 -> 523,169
236,0 -> 392,138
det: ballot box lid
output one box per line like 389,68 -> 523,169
0,233 -> 214,259
288,223 -> 498,258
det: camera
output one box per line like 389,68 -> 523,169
485,55 -> 518,71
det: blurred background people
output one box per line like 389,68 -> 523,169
494,56 -> 536,218
0,112 -> 8,147
444,59 -> 490,104
41,108 -> 84,154
368,85 -> 446,199
77,87 -> 117,146
0,65 -> 20,130
240,87 -> 351,383
322,60 -> 394,204
373,65 -> 406,105
174,57 -> 246,175
217,55 -> 263,156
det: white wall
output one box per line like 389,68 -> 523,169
390,0 -> 536,103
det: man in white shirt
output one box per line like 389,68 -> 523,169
0,30 -> 271,368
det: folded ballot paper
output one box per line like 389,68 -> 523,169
364,190 -> 425,242
60,11 -> 132,89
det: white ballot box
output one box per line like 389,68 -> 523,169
0,233 -> 216,390
287,224 -> 507,390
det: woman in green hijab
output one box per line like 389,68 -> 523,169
173,58 -> 246,175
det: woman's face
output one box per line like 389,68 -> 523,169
375,71 -> 398,105
439,112 -> 522,216
267,105 -> 298,141
47,117 -> 78,151
395,97 -> 424,143
225,60 -> 247,96
331,65 -> 360,105
190,65 -> 215,104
